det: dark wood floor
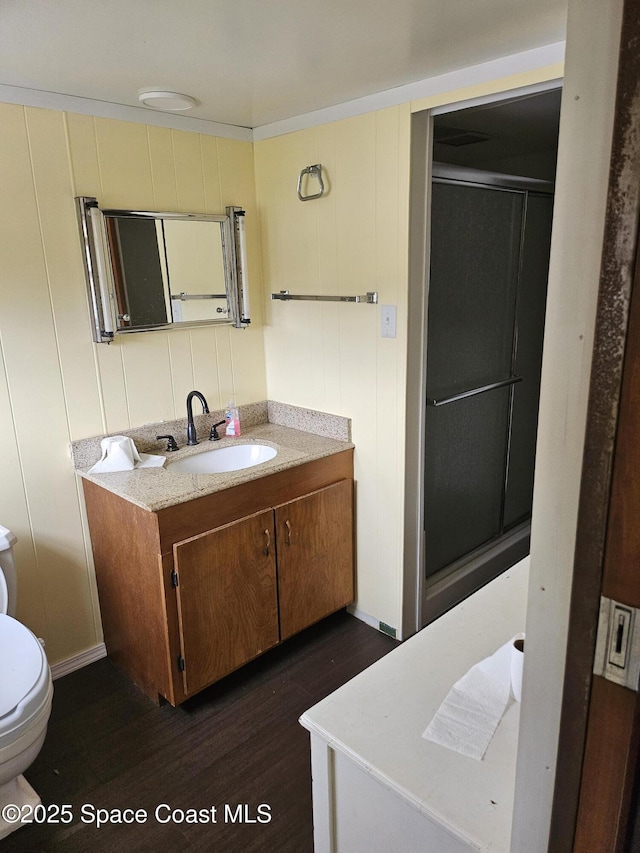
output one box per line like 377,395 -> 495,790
4,611 -> 396,853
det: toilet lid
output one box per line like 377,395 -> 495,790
0,615 -> 46,717
0,525 -> 17,551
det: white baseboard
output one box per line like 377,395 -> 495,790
348,605 -> 399,640
50,643 -> 107,680
347,604 -> 378,629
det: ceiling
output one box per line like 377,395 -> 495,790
0,0 -> 568,130
434,89 -> 562,179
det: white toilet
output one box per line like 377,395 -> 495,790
0,524 -> 53,840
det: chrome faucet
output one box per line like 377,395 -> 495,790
186,390 -> 210,445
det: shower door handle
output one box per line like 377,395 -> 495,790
427,375 -> 522,407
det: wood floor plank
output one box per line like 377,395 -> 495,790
3,611 -> 396,852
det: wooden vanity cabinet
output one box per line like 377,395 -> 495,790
276,480 -> 354,641
173,509 -> 280,698
82,450 -> 354,705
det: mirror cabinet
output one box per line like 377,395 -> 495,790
76,197 -> 250,342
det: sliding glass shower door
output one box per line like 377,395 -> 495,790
424,172 -> 553,585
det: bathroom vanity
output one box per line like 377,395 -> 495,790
76,406 -> 354,705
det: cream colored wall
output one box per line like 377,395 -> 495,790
254,63 -> 563,634
0,103 -> 266,664
255,108 -> 411,631
0,57 -> 566,661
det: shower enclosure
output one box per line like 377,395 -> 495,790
421,165 -> 553,623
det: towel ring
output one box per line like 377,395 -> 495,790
297,164 -> 325,201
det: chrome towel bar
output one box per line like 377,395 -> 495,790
427,375 -> 522,407
271,290 -> 378,304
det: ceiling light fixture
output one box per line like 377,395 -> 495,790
138,90 -> 197,112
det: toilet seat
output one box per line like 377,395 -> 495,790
0,615 -> 51,746
0,573 -> 6,616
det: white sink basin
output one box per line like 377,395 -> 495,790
167,443 -> 277,474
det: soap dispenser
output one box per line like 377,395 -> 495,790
225,400 -> 241,437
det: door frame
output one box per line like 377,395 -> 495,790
403,1 -> 634,846
548,1 -> 640,847
402,80 -> 562,638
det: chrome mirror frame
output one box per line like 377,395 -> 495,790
76,197 -> 251,343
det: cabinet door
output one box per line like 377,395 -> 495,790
276,479 -> 354,641
173,509 -> 279,696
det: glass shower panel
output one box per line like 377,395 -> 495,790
426,182 -> 525,400
425,179 -> 526,581
424,387 -> 511,578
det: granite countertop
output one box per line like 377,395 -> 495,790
72,401 -> 353,513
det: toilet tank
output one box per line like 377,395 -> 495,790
0,525 -> 17,617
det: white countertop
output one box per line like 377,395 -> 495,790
300,559 -> 529,852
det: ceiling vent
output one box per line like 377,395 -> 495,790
434,126 -> 490,147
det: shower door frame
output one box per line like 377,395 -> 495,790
403,94 -> 558,636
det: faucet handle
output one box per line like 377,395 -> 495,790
209,420 -> 226,442
157,434 -> 179,452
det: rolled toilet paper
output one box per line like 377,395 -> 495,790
422,633 -> 525,761
510,633 -> 525,703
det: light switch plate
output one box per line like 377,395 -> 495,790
594,595 -> 640,691
381,304 -> 397,338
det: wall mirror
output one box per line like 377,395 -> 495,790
76,197 -> 250,343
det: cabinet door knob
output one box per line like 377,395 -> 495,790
263,529 -> 271,556
284,519 -> 292,545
